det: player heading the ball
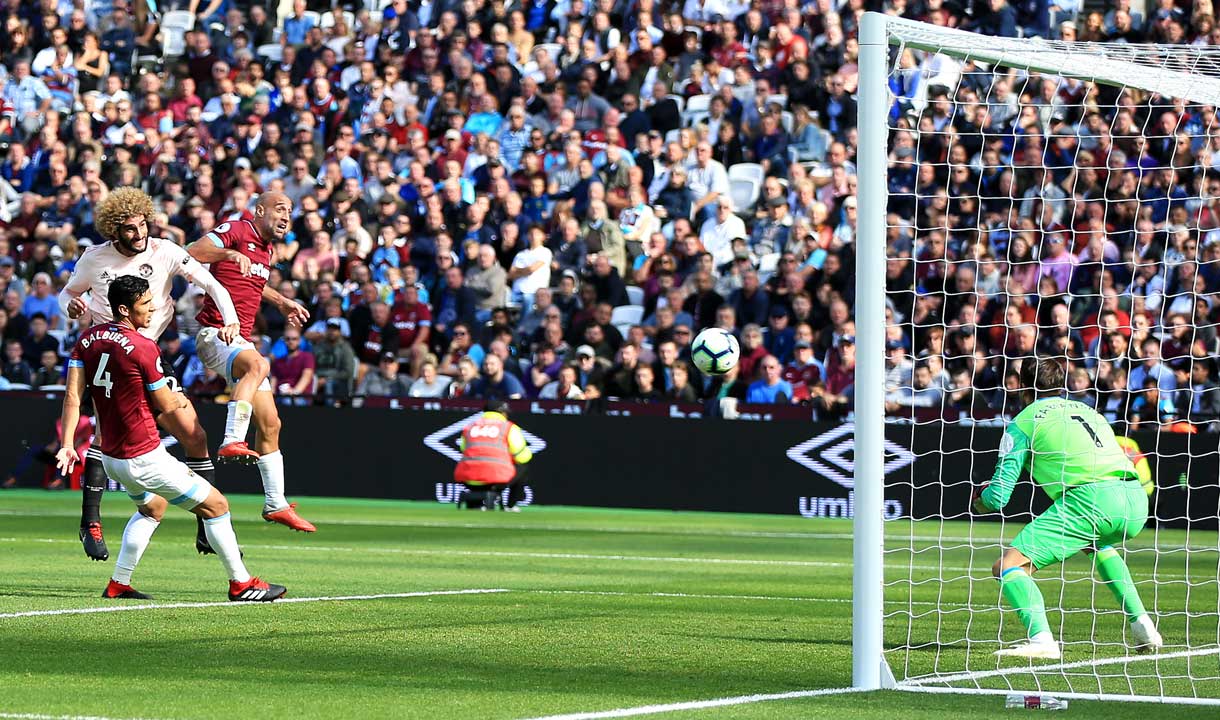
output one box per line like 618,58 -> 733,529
57,275 -> 286,602
974,359 -> 1162,660
187,191 -> 316,533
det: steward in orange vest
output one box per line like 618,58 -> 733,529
455,400 -> 533,508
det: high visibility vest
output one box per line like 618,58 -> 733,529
455,416 -> 516,485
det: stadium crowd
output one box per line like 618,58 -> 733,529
0,0 -> 1218,426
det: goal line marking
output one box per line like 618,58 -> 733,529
902,644 -> 1220,686
516,687 -> 866,719
0,588 -> 508,620
0,714 -> 166,720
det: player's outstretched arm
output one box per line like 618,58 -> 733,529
57,254 -> 94,321
174,247 -> 242,342
976,425 -> 1030,513
55,366 -> 86,475
186,237 -> 253,276
262,284 -> 310,327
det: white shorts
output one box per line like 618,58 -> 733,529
102,445 -> 213,510
196,327 -> 272,391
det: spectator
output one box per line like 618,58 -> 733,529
356,353 -> 413,397
2,339 -> 33,386
746,355 -> 794,404
437,323 -> 486,377
21,313 -> 59,365
465,245 -> 507,318
508,225 -> 553,304
311,319 -> 357,400
31,349 -> 61,388
391,285 -> 432,378
630,364 -> 662,402
471,353 -> 525,401
408,360 -> 453,398
21,275 -> 60,329
271,330 -> 317,400
540,364 -> 585,400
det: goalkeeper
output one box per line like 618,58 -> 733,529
973,360 -> 1162,659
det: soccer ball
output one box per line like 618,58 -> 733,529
690,328 -> 740,376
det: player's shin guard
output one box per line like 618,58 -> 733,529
185,458 -> 223,554
81,451 -> 109,527
112,512 -> 160,585
221,400 -> 254,447
256,451 -> 287,511
1094,545 -> 1148,623
999,566 -> 1052,640
203,512 -> 251,583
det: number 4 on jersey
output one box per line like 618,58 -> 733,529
93,352 -> 114,398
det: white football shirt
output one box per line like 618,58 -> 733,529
61,238 -> 235,340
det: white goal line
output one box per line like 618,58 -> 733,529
902,644 -> 1220,687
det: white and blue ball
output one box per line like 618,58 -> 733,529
689,328 -> 740,376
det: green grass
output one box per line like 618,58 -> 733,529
0,491 -> 1217,719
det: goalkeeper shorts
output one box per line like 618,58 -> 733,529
1012,479 -> 1149,570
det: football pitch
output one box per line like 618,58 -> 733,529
0,491 -> 1217,720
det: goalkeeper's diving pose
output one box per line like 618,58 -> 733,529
973,360 -> 1162,660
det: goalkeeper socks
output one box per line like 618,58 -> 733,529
113,512 -> 160,585
203,512 -> 251,583
1094,545 -> 1148,623
256,451 -> 287,512
80,454 -> 109,527
999,566 -> 1052,639
222,401 -> 254,447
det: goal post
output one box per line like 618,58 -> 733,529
855,11 -> 1220,704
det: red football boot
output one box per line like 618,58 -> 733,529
228,576 -> 287,602
102,579 -> 152,600
217,441 -> 260,465
262,502 -> 317,532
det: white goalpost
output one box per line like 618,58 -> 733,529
856,11 -> 1220,704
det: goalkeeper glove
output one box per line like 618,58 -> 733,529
971,483 -> 991,514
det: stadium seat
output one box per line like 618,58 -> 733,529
781,111 -> 794,134
766,94 -> 788,109
38,384 -> 66,392
684,94 -> 711,119
160,11 -> 194,56
5,384 -> 32,391
670,96 -> 685,115
685,110 -> 708,128
610,305 -> 644,327
256,44 -> 284,62
729,179 -> 759,215
303,10 -> 321,26
758,252 -> 780,275
625,286 -> 645,307
320,10 -> 354,28
728,163 -> 765,186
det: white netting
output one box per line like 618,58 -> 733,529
871,16 -> 1220,704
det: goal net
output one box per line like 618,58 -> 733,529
856,12 -> 1220,705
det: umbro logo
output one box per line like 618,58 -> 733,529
247,243 -> 257,252
786,423 -> 914,491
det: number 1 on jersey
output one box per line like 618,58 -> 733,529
1071,414 -> 1103,448
93,352 -> 114,398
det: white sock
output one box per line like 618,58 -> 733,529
203,512 -> 251,583
222,400 -> 253,447
112,512 -> 160,585
256,450 -> 287,511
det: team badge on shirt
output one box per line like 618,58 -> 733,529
139,264 -> 154,278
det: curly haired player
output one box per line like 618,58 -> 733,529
974,360 -> 1162,659
58,188 -> 242,561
